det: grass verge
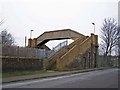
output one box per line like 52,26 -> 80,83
2,70 -> 48,78
0,74 -> 2,78
2,67 -> 110,78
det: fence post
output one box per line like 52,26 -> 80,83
60,43 -> 61,49
66,40 -> 68,46
17,46 -> 19,61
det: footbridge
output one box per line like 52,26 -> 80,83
28,29 -> 98,70
28,29 -> 85,50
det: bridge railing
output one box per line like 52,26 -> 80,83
53,40 -> 68,52
46,40 -> 68,58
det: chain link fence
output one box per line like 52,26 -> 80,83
97,55 -> 119,68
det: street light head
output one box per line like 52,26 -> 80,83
92,23 -> 95,34
30,30 -> 34,39
92,23 -> 95,25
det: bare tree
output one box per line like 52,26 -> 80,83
117,26 -> 120,56
0,19 -> 4,26
100,18 -> 118,56
118,26 -> 120,68
0,19 -> 15,46
0,29 -> 15,46
98,43 -> 105,55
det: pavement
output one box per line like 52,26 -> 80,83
2,67 -> 110,83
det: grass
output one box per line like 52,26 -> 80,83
0,74 -> 2,78
2,67 -> 111,78
2,70 -> 48,78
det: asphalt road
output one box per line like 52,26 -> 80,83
2,68 -> 119,88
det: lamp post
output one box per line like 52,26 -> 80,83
30,30 -> 34,39
92,23 -> 95,34
25,36 -> 27,47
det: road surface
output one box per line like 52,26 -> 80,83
2,68 -> 119,88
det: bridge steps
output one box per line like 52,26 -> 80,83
45,34 -> 98,70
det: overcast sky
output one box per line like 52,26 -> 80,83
0,0 -> 119,49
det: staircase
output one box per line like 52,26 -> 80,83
46,34 -> 98,70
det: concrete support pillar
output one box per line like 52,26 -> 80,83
94,35 -> 99,68
90,33 -> 98,68
91,33 -> 94,68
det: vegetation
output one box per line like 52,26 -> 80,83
0,19 -> 16,46
117,26 -> 120,56
0,74 -> 2,78
0,30 -> 15,46
99,18 -> 119,67
2,70 -> 47,78
100,18 -> 119,56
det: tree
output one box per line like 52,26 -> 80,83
0,19 -> 4,26
98,43 -> 105,55
0,19 -> 15,46
0,29 -> 15,46
100,18 -> 118,56
117,26 -> 120,56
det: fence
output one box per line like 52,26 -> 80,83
2,41 -> 68,72
2,41 -> 68,59
97,55 -> 119,67
2,46 -> 47,59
